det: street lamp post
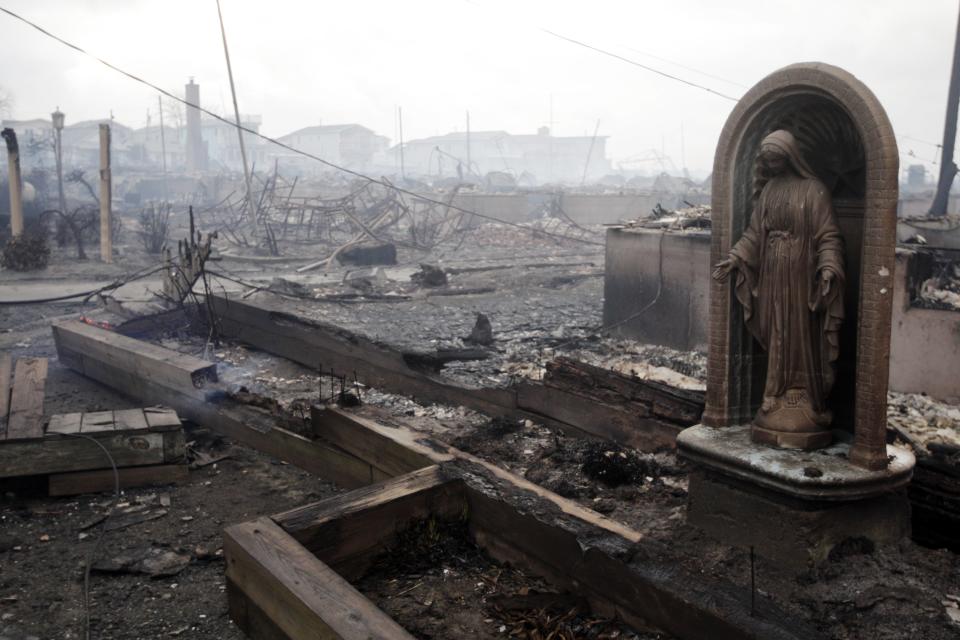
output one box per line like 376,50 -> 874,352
51,108 -> 66,216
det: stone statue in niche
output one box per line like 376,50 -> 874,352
712,130 -> 845,449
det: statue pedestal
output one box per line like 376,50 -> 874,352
677,425 -> 915,571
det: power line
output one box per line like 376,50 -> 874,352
460,0 -> 740,100
621,45 -> 748,89
0,6 -> 603,248
540,29 -> 740,102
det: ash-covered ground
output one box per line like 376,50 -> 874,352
1,217 -> 958,639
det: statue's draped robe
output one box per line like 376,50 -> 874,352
729,175 -> 845,420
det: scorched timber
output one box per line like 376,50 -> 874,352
226,407 -> 821,640
208,292 -> 703,451
51,320 -> 382,489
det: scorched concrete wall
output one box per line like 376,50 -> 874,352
889,250 -> 960,402
603,228 -> 710,351
604,230 -> 960,402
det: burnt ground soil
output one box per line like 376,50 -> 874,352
179,331 -> 960,640
355,517 -> 668,640
0,302 -> 342,640
1,224 -> 958,639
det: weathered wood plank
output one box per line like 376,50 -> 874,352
143,406 -> 181,431
272,466 -> 466,579
113,409 -> 149,432
81,410 -> 115,434
516,382 -> 681,452
6,358 -> 48,440
210,293 -> 695,450
545,356 -> 705,424
46,412 -> 83,435
0,353 -> 12,438
464,482 -> 816,640
54,328 -> 375,489
53,320 -> 217,397
312,407 -> 642,544
48,463 -> 189,496
227,578 -> 293,640
224,517 -> 415,640
209,294 -> 516,417
310,406 -> 435,478
0,431 -> 165,478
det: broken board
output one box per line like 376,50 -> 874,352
1,356 -> 48,441
0,407 -> 187,495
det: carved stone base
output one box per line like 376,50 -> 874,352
677,424 -> 916,570
751,424 -> 833,449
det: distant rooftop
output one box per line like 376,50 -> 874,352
280,124 -> 375,138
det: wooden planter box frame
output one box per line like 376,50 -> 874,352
224,408 -> 819,640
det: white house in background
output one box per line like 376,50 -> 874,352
0,118 -> 55,168
271,124 -> 390,174
388,127 -> 612,184
60,119 -> 136,169
201,114 -> 265,172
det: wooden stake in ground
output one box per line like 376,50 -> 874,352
99,124 -> 113,263
1,128 -> 24,237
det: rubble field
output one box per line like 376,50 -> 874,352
0,217 -> 958,640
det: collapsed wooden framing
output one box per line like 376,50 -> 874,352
208,292 -> 703,452
52,318 -> 818,640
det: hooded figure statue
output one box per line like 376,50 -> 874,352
713,129 -> 845,449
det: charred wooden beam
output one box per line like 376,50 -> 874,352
245,420 -> 820,640
51,320 -> 379,489
544,356 -> 704,425
209,293 -> 701,451
225,517 -> 415,640
272,465 -> 466,581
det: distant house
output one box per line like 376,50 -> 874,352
272,124 -> 390,174
0,118 -> 55,168
127,125 -> 186,170
389,127 -> 611,184
61,119 -> 135,169
201,114 -> 264,172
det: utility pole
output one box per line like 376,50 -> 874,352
99,124 -> 113,263
931,3 -> 960,217
158,95 -> 169,201
549,94 -> 554,183
216,0 -> 255,223
581,119 -> 601,186
1,128 -> 23,237
466,110 -> 471,177
398,106 -> 405,180
51,108 -> 67,218
681,121 -> 689,179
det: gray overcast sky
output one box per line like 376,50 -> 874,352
1,0 -> 957,177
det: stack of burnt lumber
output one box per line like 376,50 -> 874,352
0,349 -> 187,495
52,319 -> 388,490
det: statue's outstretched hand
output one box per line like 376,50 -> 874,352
820,270 -> 834,297
712,258 -> 735,282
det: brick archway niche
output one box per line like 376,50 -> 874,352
677,63 -> 915,569
704,62 -> 899,471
